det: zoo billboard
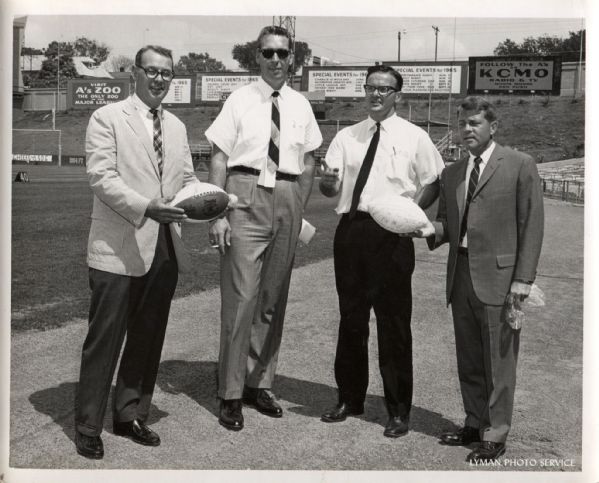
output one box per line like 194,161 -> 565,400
67,79 -> 130,109
468,56 -> 562,94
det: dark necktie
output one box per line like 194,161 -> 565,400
149,108 -> 163,176
348,122 -> 381,219
268,91 -> 280,168
459,156 -> 482,242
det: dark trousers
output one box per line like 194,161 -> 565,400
450,251 -> 519,443
75,224 -> 178,437
333,213 -> 415,419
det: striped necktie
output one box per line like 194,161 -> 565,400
348,122 -> 381,219
268,91 -> 280,171
459,156 -> 482,242
149,108 -> 163,176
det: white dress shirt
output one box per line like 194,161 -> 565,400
325,113 -> 445,214
205,77 -> 322,181
131,93 -> 162,141
461,141 -> 495,247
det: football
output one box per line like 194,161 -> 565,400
170,182 -> 230,222
369,196 -> 429,234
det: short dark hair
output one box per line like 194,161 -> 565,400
457,96 -> 498,122
134,45 -> 174,70
366,65 -> 403,91
256,25 -> 292,50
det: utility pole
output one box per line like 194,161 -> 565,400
397,31 -> 402,62
428,26 -> 440,134
432,25 -> 439,61
273,16 -> 297,87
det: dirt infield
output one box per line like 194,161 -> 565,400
6,198 -> 584,482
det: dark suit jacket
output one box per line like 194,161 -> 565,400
428,143 -> 544,306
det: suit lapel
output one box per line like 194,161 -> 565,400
454,160 -> 468,224
122,98 -> 161,178
473,144 -> 502,197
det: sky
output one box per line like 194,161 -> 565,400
12,4 -> 587,71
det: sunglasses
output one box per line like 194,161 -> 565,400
259,48 -> 291,59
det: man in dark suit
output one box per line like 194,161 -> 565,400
412,96 -> 544,461
74,45 -> 199,459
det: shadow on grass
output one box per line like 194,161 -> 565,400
156,359 -> 458,438
28,382 -> 169,442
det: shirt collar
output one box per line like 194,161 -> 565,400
366,113 -> 397,132
131,93 -> 162,115
257,76 -> 289,100
469,141 -> 496,166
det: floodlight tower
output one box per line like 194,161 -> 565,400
273,16 -> 296,84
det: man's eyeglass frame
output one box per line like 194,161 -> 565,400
136,65 -> 175,81
363,84 -> 398,96
259,48 -> 291,60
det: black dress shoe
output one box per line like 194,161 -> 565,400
219,399 -> 244,431
383,416 -> 409,438
113,419 -> 160,446
321,402 -> 364,423
439,426 -> 481,446
75,431 -> 104,459
466,441 -> 506,462
242,388 -> 283,418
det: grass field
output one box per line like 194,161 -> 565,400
13,94 -> 585,162
11,178 -> 342,332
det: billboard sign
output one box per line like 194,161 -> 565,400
162,76 -> 194,107
384,62 -> 468,95
301,67 -> 367,99
468,56 -> 561,94
198,74 -> 260,102
67,79 -> 130,109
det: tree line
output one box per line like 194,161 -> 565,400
21,30 -> 583,88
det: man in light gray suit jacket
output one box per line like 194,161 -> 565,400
412,96 -> 544,462
74,45 -> 199,459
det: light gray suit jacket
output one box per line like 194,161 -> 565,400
86,97 -> 199,276
428,143 -> 544,306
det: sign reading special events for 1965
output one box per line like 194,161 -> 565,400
162,76 -> 194,107
468,56 -> 561,94
198,74 -> 260,102
302,64 -> 468,99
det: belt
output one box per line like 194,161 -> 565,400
229,165 -> 298,182
458,246 -> 468,256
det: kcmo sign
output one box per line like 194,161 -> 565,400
468,56 -> 561,95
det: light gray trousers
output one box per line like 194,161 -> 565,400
217,171 -> 303,400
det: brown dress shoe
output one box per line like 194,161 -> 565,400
439,426 -> 481,446
75,431 -> 104,459
383,416 -> 409,438
242,388 -> 283,418
219,399 -> 244,431
321,402 -> 364,423
113,419 -> 160,446
466,441 -> 506,462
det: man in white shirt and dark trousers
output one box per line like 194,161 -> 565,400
205,25 -> 322,431
319,65 -> 444,438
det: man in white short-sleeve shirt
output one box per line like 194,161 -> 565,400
319,65 -> 444,438
205,25 -> 322,432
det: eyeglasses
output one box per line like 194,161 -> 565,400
363,84 -> 397,96
136,65 -> 174,81
259,48 -> 291,59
